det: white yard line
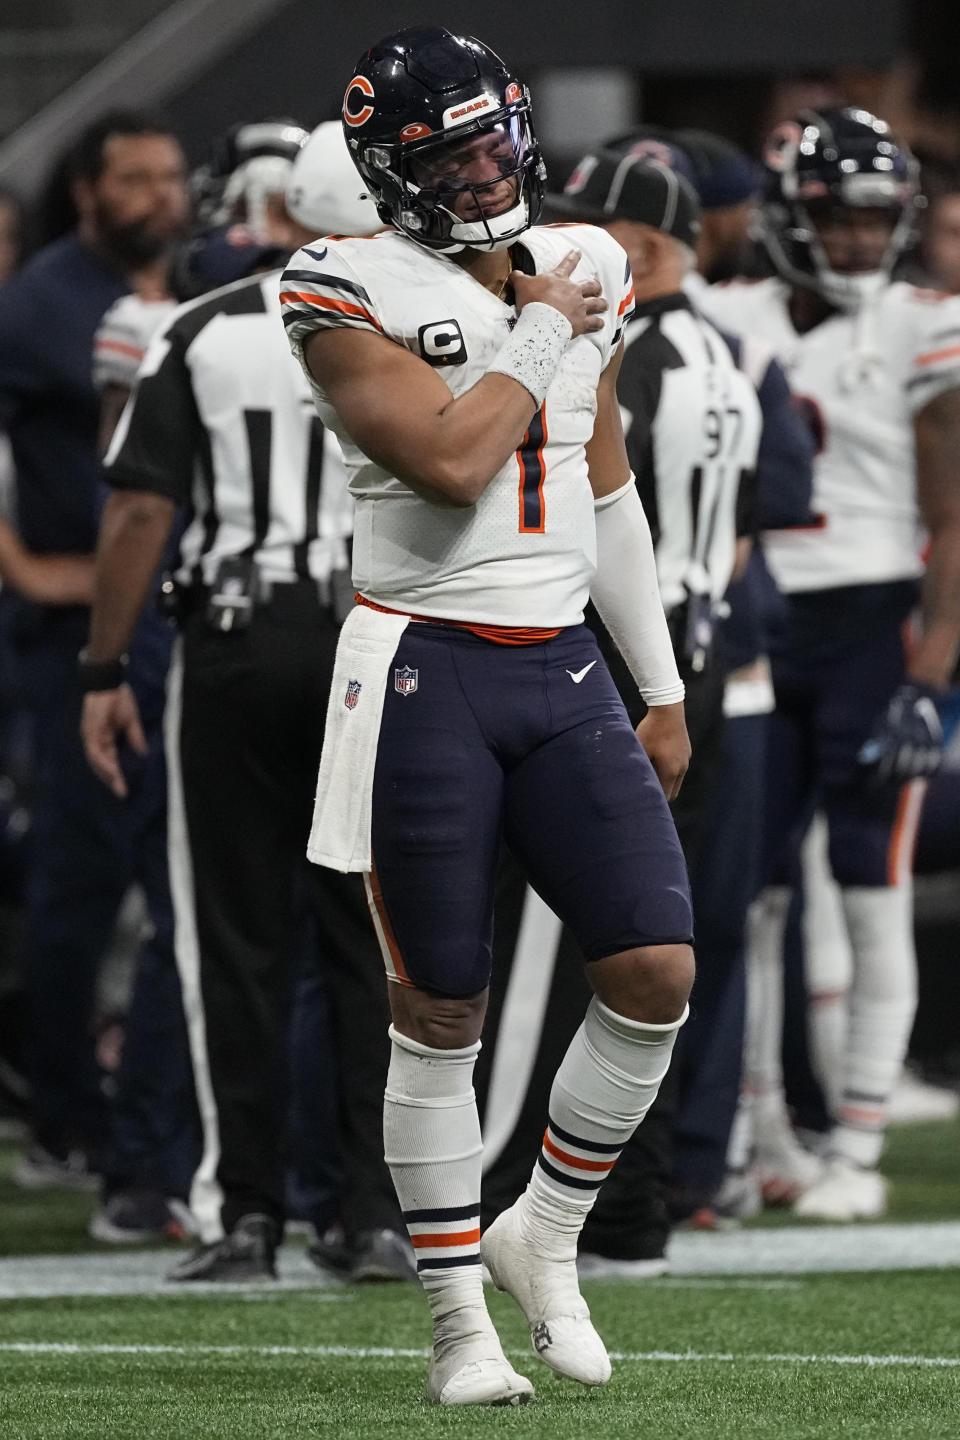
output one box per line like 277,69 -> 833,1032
0,1221 -> 957,1299
0,1341 -> 957,1368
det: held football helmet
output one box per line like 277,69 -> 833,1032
761,107 -> 920,311
341,25 -> 545,253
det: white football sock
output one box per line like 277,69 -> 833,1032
743,887 -> 791,1100
382,1027 -> 487,1329
523,996 -> 687,1258
832,886 -> 918,1168
801,815 -> 852,1115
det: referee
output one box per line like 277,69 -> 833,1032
81,123 -> 412,1282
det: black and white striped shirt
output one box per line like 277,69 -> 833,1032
620,292 -> 762,615
105,270 -> 351,587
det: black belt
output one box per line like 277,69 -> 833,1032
162,572 -> 334,625
262,575 -> 332,608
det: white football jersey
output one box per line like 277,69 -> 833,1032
93,293 -> 177,392
281,224 -> 634,626
699,277 -> 960,593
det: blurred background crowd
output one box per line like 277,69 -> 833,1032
0,0 -> 957,1278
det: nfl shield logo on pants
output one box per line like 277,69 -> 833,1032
394,665 -> 418,697
344,679 -> 361,710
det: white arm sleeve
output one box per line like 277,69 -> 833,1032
591,477 -> 685,707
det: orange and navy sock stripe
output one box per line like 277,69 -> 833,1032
536,1118 -> 621,1193
837,1090 -> 887,1132
404,1203 -> 481,1271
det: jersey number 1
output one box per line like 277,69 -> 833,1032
517,405 -> 547,533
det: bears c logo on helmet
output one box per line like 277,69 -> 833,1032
343,76 -> 375,128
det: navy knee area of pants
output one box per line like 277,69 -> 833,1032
504,712 -> 693,962
825,784 -> 918,887
763,580 -> 919,885
370,622 -> 692,994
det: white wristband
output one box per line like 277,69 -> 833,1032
487,302 -> 573,406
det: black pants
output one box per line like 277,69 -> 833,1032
169,582 -> 400,1239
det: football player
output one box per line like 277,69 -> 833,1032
282,25 -> 694,1407
702,108 -> 960,1219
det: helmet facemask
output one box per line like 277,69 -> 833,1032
761,112 -> 920,313
765,181 -> 917,312
357,100 -> 544,254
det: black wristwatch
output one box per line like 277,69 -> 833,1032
77,649 -> 129,693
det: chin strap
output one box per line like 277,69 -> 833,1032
449,198 -> 531,252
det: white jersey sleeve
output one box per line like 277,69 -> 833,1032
93,294 -> 178,392
901,285 -> 960,415
281,240 -> 383,346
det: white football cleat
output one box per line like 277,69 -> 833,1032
481,1201 -> 611,1387
793,1157 -> 888,1221
752,1095 -> 825,1204
888,1069 -> 959,1126
427,1306 -> 534,1406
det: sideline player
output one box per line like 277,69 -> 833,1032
704,108 -> 960,1219
283,25 -> 694,1406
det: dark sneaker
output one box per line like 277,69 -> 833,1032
166,1213 -> 278,1282
89,1191 -> 194,1244
350,1228 -> 417,1283
307,1224 -> 354,1279
13,1143 -> 100,1192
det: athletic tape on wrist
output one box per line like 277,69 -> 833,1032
487,301 -> 573,406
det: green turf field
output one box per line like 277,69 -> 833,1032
1,1124 -> 958,1439
2,1275 -> 958,1438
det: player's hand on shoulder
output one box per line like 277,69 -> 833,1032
512,249 -> 607,338
635,701 -> 690,802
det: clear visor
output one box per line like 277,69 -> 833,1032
405,118 -> 527,215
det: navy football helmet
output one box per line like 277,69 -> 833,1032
192,120 -> 309,238
341,25 -> 545,253
760,107 -> 920,310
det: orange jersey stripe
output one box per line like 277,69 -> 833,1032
96,338 -> 145,360
279,289 -> 383,331
355,593 -> 561,646
410,1227 -> 481,1249
542,1133 -> 616,1173
617,285 -> 636,316
914,342 -> 960,367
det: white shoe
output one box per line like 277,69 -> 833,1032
888,1070 -> 960,1126
714,1167 -> 763,1220
793,1157 -> 888,1221
752,1097 -> 825,1205
427,1308 -> 534,1406
481,1201 -> 611,1386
